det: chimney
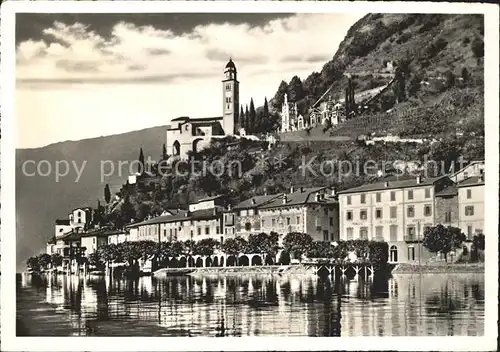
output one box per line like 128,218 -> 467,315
479,174 -> 484,182
300,187 -> 304,192
331,188 -> 336,197
251,198 -> 256,205
290,186 -> 294,194
384,181 -> 389,188
315,193 -> 320,202
416,175 -> 422,184
282,194 -> 287,204
377,170 -> 383,178
227,204 -> 232,211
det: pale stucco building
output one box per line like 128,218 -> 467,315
165,59 -> 239,159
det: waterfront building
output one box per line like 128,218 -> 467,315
80,229 -> 127,255
47,207 -> 94,256
259,187 -> 339,244
338,175 -> 455,263
165,59 -> 239,159
227,194 -> 282,238
457,174 -> 484,240
127,196 -> 227,243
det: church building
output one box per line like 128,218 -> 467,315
165,59 -> 240,159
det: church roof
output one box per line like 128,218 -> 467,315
225,58 -> 236,70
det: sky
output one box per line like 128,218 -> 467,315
15,13 -> 364,149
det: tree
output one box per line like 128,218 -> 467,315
162,143 -> 167,160
445,70 -> 455,89
222,237 -> 247,256
88,252 -> 104,269
50,253 -> 63,268
271,80 -> 289,111
247,232 -> 279,256
287,75 -> 305,102
422,225 -> 466,262
138,147 -> 145,174
193,238 -> 219,256
282,232 -> 314,262
248,98 -> 256,134
239,106 -> 245,132
244,105 -> 250,132
471,38 -> 484,59
104,184 -> 111,204
27,256 -> 40,271
472,233 -> 485,251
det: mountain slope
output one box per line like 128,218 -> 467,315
16,126 -> 168,271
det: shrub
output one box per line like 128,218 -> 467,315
279,250 -> 291,265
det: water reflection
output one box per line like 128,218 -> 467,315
17,273 -> 484,337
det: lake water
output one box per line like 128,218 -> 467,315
16,273 -> 484,336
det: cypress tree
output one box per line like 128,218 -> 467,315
138,147 -> 145,174
244,105 -> 250,132
162,143 -> 167,160
249,98 -> 256,134
239,106 -> 245,132
262,97 -> 270,132
104,184 -> 111,204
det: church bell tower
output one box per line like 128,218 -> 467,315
222,58 -> 239,135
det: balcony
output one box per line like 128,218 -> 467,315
404,235 -> 424,242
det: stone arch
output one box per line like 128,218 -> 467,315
172,140 -> 181,156
389,245 -> 398,262
251,255 -> 263,266
188,256 -> 195,267
213,256 -> 219,267
205,257 -> 213,267
169,257 -> 178,268
238,255 -> 250,267
220,256 -> 225,267
195,257 -> 204,267
264,254 -> 274,265
226,255 -> 237,267
192,138 -> 204,154
178,256 -> 187,267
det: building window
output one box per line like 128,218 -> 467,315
323,230 -> 329,241
360,227 -> 368,240
164,229 -> 168,237
78,218 -> 82,224
346,211 -> 353,221
360,194 -> 366,204
375,208 -> 383,219
390,206 -> 397,219
197,228 -> 201,236
205,227 -> 210,235
248,209 -> 254,216
329,217 -> 334,226
375,226 -> 383,241
226,84 -> 231,91
346,227 -> 353,240
467,225 -> 473,239
445,211 -> 452,222
272,219 -> 276,227
425,188 -> 431,198
245,222 -> 251,231
465,206 -> 474,216
467,189 -> 472,199
262,219 -> 266,228
407,226 -> 416,240
408,247 -> 415,261
407,206 -> 415,218
286,217 -> 291,225
296,216 -> 301,224
424,204 -> 432,216
390,225 -> 398,242
423,225 -> 431,235
347,196 -> 351,205
241,210 -> 247,216
226,104 -> 230,110
225,97 -> 232,103
390,191 -> 396,201
408,190 -> 414,200
360,209 -> 367,220
376,192 -> 381,202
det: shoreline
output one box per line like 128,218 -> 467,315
392,262 -> 485,274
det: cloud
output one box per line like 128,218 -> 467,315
16,13 -> 363,85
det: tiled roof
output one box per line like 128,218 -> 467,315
194,195 -> 224,203
457,176 -> 485,187
233,194 -> 282,210
260,187 -> 333,209
55,219 -> 70,225
80,228 -> 125,238
337,176 -> 446,194
450,160 -> 485,177
435,184 -> 458,197
126,208 -> 220,228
